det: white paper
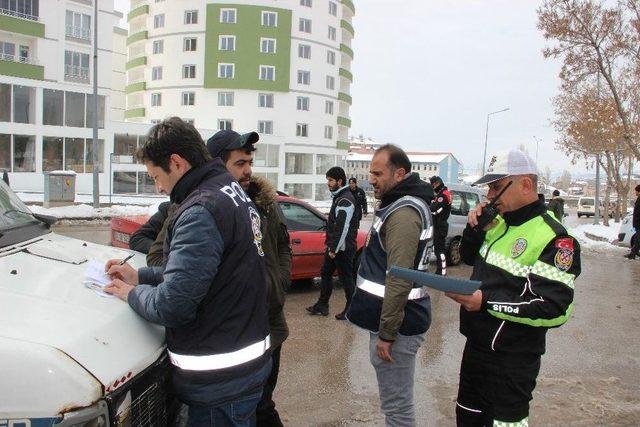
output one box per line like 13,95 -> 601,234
84,260 -> 115,298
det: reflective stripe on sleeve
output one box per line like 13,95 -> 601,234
356,275 -> 428,300
168,335 -> 271,371
530,260 -> 575,288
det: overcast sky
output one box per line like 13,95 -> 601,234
114,0 -> 580,176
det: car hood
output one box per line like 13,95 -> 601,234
0,232 -> 165,392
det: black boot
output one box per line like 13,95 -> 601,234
624,253 -> 636,259
306,303 -> 328,316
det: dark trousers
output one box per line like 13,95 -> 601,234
434,226 -> 448,276
632,232 -> 640,255
318,247 -> 355,310
256,346 -> 283,427
456,342 -> 540,426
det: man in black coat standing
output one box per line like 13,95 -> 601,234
349,177 -> 368,224
624,185 -> 640,259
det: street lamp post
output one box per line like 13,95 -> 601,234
533,136 -> 541,166
482,107 -> 510,175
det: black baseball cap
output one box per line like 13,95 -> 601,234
206,130 -> 259,159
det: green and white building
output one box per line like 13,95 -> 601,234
125,0 -> 355,199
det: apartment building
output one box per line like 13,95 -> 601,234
0,0 -> 127,193
124,0 -> 355,199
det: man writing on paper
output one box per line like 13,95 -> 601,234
347,144 -> 434,426
447,149 -> 580,427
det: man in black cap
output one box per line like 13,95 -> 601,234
207,129 -> 291,427
429,175 -> 452,275
307,166 -> 358,319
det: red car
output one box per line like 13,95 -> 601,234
111,194 -> 367,281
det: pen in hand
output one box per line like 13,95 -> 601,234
118,253 -> 135,265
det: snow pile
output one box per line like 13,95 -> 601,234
17,192 -> 167,205
28,203 -> 150,219
569,224 -> 625,252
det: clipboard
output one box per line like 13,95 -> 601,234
388,266 -> 481,295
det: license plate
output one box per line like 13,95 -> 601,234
114,231 -> 130,244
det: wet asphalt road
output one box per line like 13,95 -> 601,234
53,216 -> 640,426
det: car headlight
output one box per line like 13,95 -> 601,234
53,401 -> 109,427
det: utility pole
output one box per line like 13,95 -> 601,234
92,0 -> 99,208
482,107 -> 510,175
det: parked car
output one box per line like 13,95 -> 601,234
111,194 -> 368,282
444,184 -> 487,266
0,180 -> 175,424
618,212 -> 635,247
577,196 -> 606,218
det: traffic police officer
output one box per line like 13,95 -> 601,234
429,175 -> 452,275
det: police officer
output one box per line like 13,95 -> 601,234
105,117 -> 271,426
429,175 -> 452,275
447,149 -> 580,427
347,144 -> 434,426
349,177 -> 368,224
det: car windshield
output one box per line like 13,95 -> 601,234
0,181 -> 40,232
581,199 -> 594,206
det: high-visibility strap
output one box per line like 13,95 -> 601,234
168,335 -> 270,371
356,275 -> 428,300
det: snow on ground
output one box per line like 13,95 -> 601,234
569,223 -> 626,252
28,203 -> 151,219
17,192 -> 168,206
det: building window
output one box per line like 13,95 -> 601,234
260,38 -> 276,54
85,94 -> 105,129
285,153 -> 313,175
297,70 -> 310,85
182,64 -> 196,79
296,123 -> 308,137
327,50 -> 335,65
153,40 -> 164,54
152,66 -> 163,80
14,85 -> 35,124
300,0 -> 312,7
153,14 -> 165,28
43,89 -> 64,126
181,91 -> 195,106
325,100 -> 334,115
326,75 -> 335,90
151,92 -> 162,106
12,134 -> 36,172
299,18 -> 311,33
183,119 -> 195,125
0,0 -> 39,21
329,1 -> 337,16
324,126 -> 333,139
218,119 -> 232,130
259,93 -> 274,108
218,63 -> 234,79
262,11 -> 277,27
298,44 -> 311,59
218,92 -> 234,106
219,35 -> 236,51
64,91 -> 85,127
254,144 -> 279,167
328,26 -> 336,41
259,65 -> 275,81
184,10 -> 198,24
258,120 -> 273,135
184,38 -> 197,51
64,50 -> 90,81
65,10 -> 91,41
42,136 -> 62,172
220,8 -> 236,23
296,96 -> 309,111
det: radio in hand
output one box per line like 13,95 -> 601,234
474,180 -> 513,231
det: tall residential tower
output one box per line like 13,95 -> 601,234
125,0 -> 355,199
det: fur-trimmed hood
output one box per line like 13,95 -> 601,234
246,175 -> 278,213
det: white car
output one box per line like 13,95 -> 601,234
444,184 -> 488,265
618,213 -> 635,247
0,181 -> 175,425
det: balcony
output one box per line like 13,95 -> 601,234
64,65 -> 90,82
125,107 -> 146,119
0,10 -> 44,38
337,116 -> 351,128
0,54 -> 43,80
125,81 -> 146,94
342,0 -> 355,18
338,92 -> 352,105
128,4 -> 149,22
341,20 -> 354,36
126,56 -> 147,70
337,140 -> 350,150
339,67 -> 353,82
340,44 -> 353,59
65,25 -> 91,42
127,30 -> 148,46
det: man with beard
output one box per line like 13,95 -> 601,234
206,129 -> 291,427
429,175 -> 452,276
307,166 -> 358,319
347,144 -> 434,426
104,117 -> 271,426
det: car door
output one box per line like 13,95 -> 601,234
279,201 -> 327,280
